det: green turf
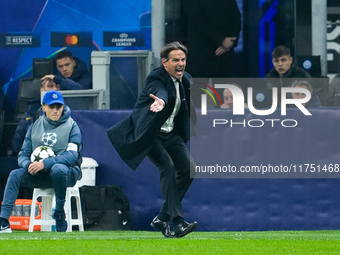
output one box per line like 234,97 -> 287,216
1,230 -> 340,255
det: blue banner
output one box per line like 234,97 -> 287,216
103,31 -> 145,47
0,33 -> 40,47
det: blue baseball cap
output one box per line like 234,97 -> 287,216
42,90 -> 64,105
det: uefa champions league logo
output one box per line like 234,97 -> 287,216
41,133 -> 57,147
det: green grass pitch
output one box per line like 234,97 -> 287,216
1,230 -> 340,254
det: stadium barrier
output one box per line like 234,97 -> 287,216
70,108 -> 340,231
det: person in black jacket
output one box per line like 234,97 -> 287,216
265,45 -> 311,88
41,50 -> 92,90
107,42 -> 197,238
264,45 -> 312,108
183,0 -> 242,78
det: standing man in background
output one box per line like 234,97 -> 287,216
107,41 -> 197,238
41,50 -> 92,90
183,0 -> 242,78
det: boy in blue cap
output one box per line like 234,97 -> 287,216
0,90 -> 82,233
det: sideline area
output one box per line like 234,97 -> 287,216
1,230 -> 340,255
70,108 -> 340,231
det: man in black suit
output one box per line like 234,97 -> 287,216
107,41 -> 197,238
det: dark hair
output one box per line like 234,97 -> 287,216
272,45 -> 291,59
160,41 -> 188,61
55,50 -> 74,61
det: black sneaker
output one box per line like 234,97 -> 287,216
0,218 -> 12,233
54,209 -> 68,232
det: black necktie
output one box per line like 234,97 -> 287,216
176,79 -> 185,101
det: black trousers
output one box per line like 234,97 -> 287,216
147,131 -> 195,220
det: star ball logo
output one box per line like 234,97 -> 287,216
196,80 -> 312,128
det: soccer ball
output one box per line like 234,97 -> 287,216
30,146 -> 55,162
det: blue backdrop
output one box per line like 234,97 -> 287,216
70,108 -> 340,231
0,0 -> 151,116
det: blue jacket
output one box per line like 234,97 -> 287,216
18,105 -> 82,180
53,57 -> 92,90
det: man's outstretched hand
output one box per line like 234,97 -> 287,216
150,94 -> 165,112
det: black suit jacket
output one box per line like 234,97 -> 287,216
107,67 -> 196,170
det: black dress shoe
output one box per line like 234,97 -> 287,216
150,216 -> 174,238
174,220 -> 198,238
